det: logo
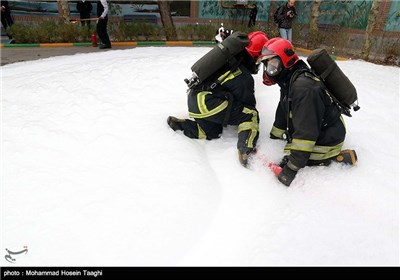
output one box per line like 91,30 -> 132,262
4,246 -> 28,263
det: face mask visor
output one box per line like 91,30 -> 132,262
263,57 -> 283,77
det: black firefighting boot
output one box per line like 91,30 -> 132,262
167,116 -> 186,131
333,149 -> 358,165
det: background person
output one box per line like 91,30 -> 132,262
1,0 -> 14,42
248,4 -> 258,27
276,0 -> 297,42
76,0 -> 93,29
96,0 -> 111,49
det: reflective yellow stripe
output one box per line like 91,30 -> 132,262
283,148 -> 291,156
238,122 -> 259,133
189,100 -> 229,119
243,107 -> 257,115
284,141 -> 344,161
312,142 -> 342,153
189,68 -> 241,119
189,90 -> 228,118
197,91 -> 212,114
309,142 -> 343,160
240,107 -> 259,149
217,71 -> 232,83
270,125 -> 285,139
287,138 -> 316,152
197,124 -> 207,139
219,68 -> 242,85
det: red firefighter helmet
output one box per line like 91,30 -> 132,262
245,31 -> 269,59
258,38 -> 299,86
258,37 -> 299,68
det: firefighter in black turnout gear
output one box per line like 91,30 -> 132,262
168,32 -> 269,167
259,38 -> 357,186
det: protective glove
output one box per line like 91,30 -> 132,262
277,164 -> 297,187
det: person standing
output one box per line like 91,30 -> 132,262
76,0 -> 93,29
96,0 -> 111,49
1,0 -> 14,41
258,38 -> 357,186
248,4 -> 258,27
276,0 -> 297,42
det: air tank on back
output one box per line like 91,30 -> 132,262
307,48 -> 360,113
184,32 -> 249,89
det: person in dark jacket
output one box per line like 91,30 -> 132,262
248,4 -> 257,27
276,0 -> 297,42
76,0 -> 93,29
96,0 -> 111,49
167,32 -> 269,167
258,38 -> 357,186
1,0 -> 14,40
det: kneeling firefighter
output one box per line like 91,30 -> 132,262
167,31 -> 269,166
258,38 -> 357,186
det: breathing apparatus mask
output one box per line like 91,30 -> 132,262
257,38 -> 299,86
257,55 -> 283,86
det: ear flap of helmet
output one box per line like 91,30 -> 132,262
283,47 -> 297,67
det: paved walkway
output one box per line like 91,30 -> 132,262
1,45 -> 134,66
0,41 -> 214,66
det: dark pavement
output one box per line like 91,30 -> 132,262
1,45 -> 134,66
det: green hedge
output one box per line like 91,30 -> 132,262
9,21 -> 93,43
7,19 -> 268,44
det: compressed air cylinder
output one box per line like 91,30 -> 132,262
191,32 -> 249,83
307,49 -> 358,108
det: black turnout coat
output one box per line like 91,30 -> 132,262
270,61 -> 346,169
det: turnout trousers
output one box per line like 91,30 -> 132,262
180,90 -> 260,153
